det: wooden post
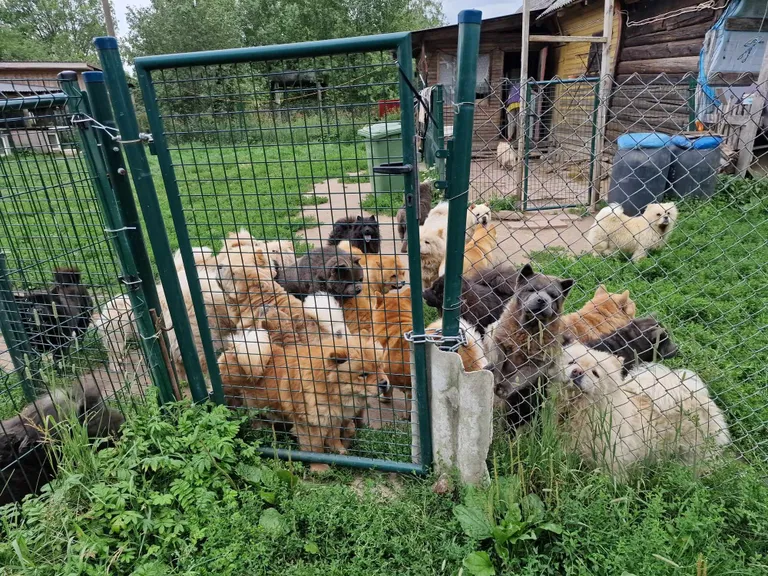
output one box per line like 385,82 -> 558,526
590,0 -> 615,211
100,0 -> 116,37
516,0 -> 531,204
736,43 -> 768,176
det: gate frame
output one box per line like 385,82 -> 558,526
95,34 -> 433,474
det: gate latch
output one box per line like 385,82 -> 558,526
372,162 -> 413,175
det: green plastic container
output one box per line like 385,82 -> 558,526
357,122 -> 403,194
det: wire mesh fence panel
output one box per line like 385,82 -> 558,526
0,79 -> 151,504
432,71 -> 768,478
127,35 -> 430,472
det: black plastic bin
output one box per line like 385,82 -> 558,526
608,132 -> 673,216
668,135 -> 722,200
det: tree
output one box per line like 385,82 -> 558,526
0,0 -> 110,62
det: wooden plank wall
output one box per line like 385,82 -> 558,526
426,47 -> 506,155
548,1 -> 621,161
607,0 -> 722,147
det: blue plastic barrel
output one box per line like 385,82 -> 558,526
608,133 -> 674,216
668,135 -> 722,200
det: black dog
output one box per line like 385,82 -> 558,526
423,264 -> 519,336
397,181 -> 434,252
13,267 -> 93,364
327,215 -> 380,254
278,246 -> 364,302
0,383 -> 124,505
567,317 -> 678,375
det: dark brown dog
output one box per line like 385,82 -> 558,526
397,182 -> 434,252
278,246 -> 364,302
484,264 -> 573,429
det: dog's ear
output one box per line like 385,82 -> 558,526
436,228 -> 445,239
595,284 -> 607,297
560,278 -> 575,299
327,348 -> 349,365
356,215 -> 363,222
620,291 -> 637,316
518,263 -> 534,280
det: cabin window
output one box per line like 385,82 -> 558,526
586,33 -> 603,76
437,52 -> 492,104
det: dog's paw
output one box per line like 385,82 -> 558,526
309,463 -> 331,474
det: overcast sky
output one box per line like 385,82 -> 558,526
111,0 -> 523,36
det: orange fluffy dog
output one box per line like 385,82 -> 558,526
217,230 -> 324,343
561,285 -> 637,342
372,287 -> 414,403
218,331 -> 389,472
336,241 -> 407,335
439,222 -> 498,276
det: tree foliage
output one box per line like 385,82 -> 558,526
0,0 -> 110,62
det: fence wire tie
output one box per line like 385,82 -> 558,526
71,114 -> 151,145
118,275 -> 143,288
453,101 -> 476,114
140,330 -> 161,342
104,226 -> 137,234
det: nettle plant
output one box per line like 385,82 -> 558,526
454,476 -> 562,576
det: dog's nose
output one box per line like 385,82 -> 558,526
569,365 -> 584,380
378,379 -> 391,394
535,296 -> 546,307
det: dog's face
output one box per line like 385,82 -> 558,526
265,239 -> 296,269
632,317 -> 679,360
420,227 -> 445,257
469,203 -> 492,226
217,231 -> 275,300
355,215 -> 379,244
584,284 -> 637,320
422,276 -> 445,308
643,202 -> 678,234
317,254 -> 364,300
557,342 -> 624,403
327,335 -> 390,397
364,254 -> 406,293
515,264 -> 574,323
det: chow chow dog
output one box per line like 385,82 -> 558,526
397,181 -> 434,252
561,285 -> 637,342
554,343 -> 730,478
588,202 -> 678,261
372,287 -> 414,405
327,214 -> 381,254
418,226 -> 446,290
278,246 -> 364,303
484,264 -> 573,428
439,221 -> 498,276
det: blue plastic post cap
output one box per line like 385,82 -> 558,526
459,10 -> 482,24
82,71 -> 105,83
93,36 -> 118,49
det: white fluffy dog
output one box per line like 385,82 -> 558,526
497,140 -> 517,169
418,225 -> 446,290
587,202 -> 678,261
303,292 -> 348,337
421,201 -> 491,241
554,343 -> 730,478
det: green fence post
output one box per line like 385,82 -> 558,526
58,71 -> 176,405
93,36 -> 217,404
441,10 -> 481,344
0,253 -> 42,402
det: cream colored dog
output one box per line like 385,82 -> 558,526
588,203 -> 678,261
554,343 -> 730,478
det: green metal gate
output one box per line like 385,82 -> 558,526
94,34 -> 432,473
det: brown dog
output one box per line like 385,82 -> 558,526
372,287 -> 414,404
219,331 -> 389,472
438,222 -> 498,276
560,285 -> 636,342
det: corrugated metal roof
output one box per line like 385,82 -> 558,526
0,81 -> 53,94
537,0 -> 582,19
515,0 -> 557,13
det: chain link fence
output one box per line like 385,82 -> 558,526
439,70 -> 768,476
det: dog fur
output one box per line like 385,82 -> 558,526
303,292 -> 348,337
327,215 -> 381,254
423,264 -> 519,336
554,343 -> 729,478
418,226 -> 446,290
219,331 -> 389,471
588,202 -> 678,261
497,140 -> 517,168
561,285 -> 637,342
397,181 -> 434,251
14,267 -> 93,364
0,383 -> 124,504
372,287 -> 414,403
439,221 -> 498,276
426,317 -> 486,372
484,264 -> 573,429
571,317 -> 678,375
278,246 -> 364,303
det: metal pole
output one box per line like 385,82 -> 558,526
737,42 -> 768,176
589,0 -> 615,211
441,10 -> 481,344
516,0 -> 531,203
0,254 -> 41,402
93,36 -> 213,404
100,0 -> 116,37
66,71 -> 176,404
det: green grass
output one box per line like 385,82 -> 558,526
2,395 -> 768,575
